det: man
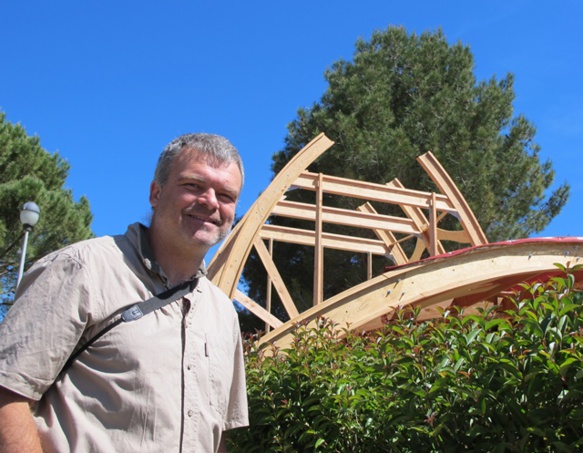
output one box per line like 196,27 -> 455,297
0,133 -> 249,452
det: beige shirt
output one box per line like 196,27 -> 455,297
0,223 -> 248,452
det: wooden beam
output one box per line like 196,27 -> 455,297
313,173 -> 324,305
417,152 -> 487,245
387,179 -> 446,256
234,289 -> 283,329
292,171 -> 456,213
429,192 -> 438,256
271,200 -> 419,235
258,239 -> 583,350
410,237 -> 427,262
208,133 -> 334,297
259,225 -> 389,255
253,236 -> 300,319
266,238 -> 274,332
357,202 -> 408,265
436,228 -> 471,244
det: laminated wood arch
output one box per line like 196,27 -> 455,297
257,238 -> 583,349
207,134 -> 583,348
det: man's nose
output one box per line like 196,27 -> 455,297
198,188 -> 219,209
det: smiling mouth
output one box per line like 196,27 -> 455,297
188,213 -> 220,226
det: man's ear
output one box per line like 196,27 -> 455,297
149,181 -> 161,208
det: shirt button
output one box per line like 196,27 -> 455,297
187,410 -> 194,417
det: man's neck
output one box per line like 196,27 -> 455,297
147,226 -> 206,286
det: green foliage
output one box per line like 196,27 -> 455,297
230,267 -> 583,452
0,113 -> 93,309
242,26 -> 569,318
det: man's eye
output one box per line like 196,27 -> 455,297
218,193 -> 235,203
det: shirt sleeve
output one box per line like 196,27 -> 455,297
0,249 -> 93,400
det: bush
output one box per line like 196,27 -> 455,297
229,265 -> 583,452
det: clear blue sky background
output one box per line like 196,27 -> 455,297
1,1 -> 582,259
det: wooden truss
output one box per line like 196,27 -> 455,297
208,133 -> 583,349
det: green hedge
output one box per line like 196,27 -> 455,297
229,265 -> 583,452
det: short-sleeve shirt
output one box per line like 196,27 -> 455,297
0,223 -> 248,452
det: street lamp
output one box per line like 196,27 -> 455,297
16,201 -> 41,288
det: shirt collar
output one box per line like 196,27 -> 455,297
124,222 -> 207,283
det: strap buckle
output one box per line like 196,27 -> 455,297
121,305 -> 144,322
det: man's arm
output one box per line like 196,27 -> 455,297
0,387 -> 43,453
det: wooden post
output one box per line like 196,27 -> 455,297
429,192 -> 438,256
265,238 -> 273,332
313,173 -> 324,305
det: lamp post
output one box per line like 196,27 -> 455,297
16,201 -> 41,288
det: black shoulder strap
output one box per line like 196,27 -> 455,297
60,280 -> 196,375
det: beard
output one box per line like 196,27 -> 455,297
182,207 -> 233,248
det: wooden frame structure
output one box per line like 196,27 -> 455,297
208,133 -> 583,348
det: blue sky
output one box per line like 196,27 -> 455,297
1,1 -> 582,258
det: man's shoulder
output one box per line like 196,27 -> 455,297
37,234 -> 126,270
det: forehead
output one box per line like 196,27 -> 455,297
171,149 -> 242,188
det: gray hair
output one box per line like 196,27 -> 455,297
154,133 -> 244,186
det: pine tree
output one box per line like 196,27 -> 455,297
242,27 -> 569,323
0,113 -> 93,314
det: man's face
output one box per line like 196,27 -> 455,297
149,148 -> 242,251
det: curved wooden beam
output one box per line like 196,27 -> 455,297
207,133 -> 334,298
257,238 -> 583,350
417,152 -> 488,245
